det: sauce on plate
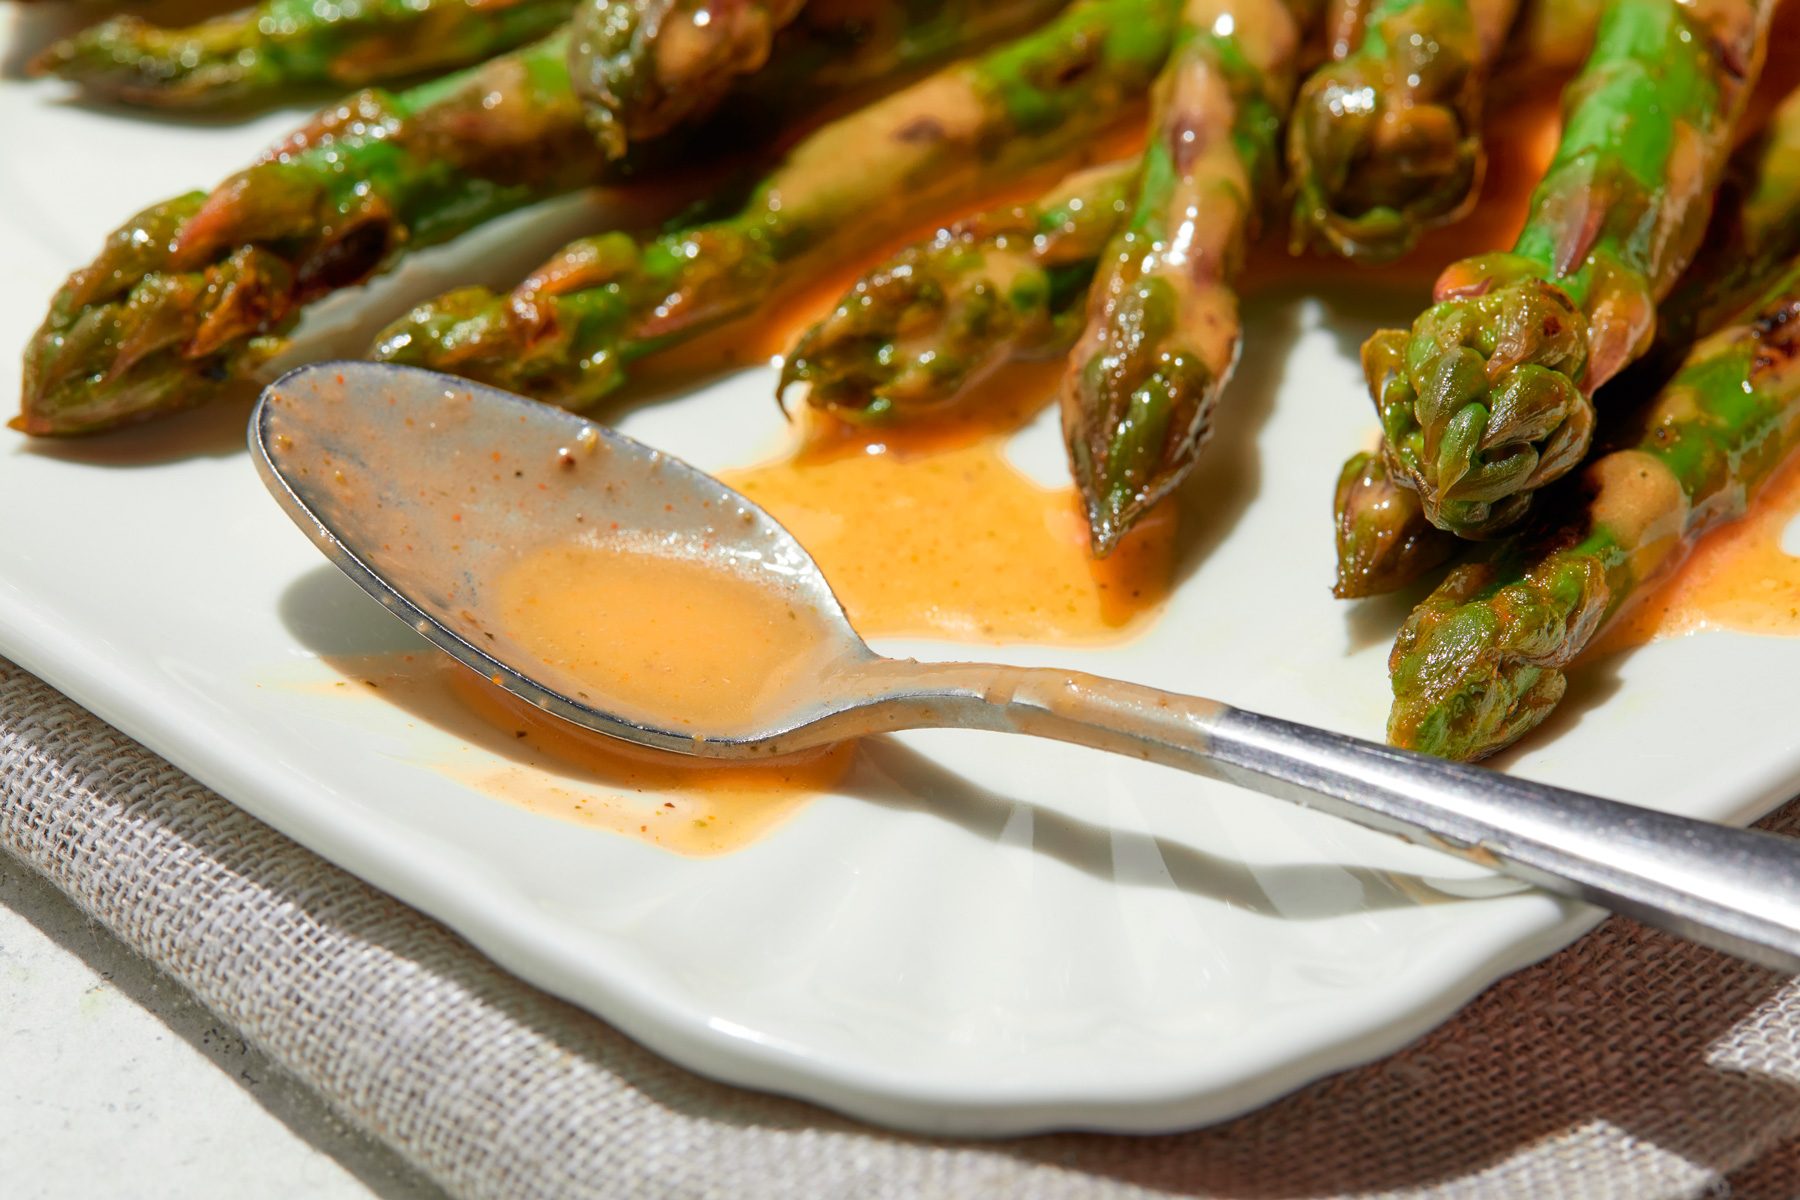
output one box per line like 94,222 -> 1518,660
1595,458 -> 1800,653
323,652 -> 854,856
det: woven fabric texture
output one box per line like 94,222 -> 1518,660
3,655 -> 1798,1200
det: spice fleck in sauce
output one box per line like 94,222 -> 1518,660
1596,459 -> 1800,653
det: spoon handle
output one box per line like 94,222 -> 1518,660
874,661 -> 1800,973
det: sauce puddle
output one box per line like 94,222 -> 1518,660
1595,458 -> 1800,654
722,360 -> 1177,644
323,652 -> 855,856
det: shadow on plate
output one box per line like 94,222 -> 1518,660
277,562 -> 1508,920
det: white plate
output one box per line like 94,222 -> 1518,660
6,29 -> 1800,1137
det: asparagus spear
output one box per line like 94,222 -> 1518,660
1333,451 -> 1454,597
20,32 -> 606,436
20,7 -> 1026,436
1502,0 -> 1603,73
570,0 -> 808,156
1335,78 -> 1800,599
1388,257 -> 1800,760
31,0 -> 574,109
1287,0 -> 1519,263
1063,0 -> 1319,554
1367,0 -> 1775,540
372,0 -> 1180,409
779,161 -> 1135,422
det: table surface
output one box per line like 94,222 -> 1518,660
0,857 -> 439,1200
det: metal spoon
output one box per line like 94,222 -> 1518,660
252,361 -> 1800,973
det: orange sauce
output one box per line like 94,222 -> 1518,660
492,539 -> 843,732
323,653 -> 853,856
721,360 -> 1178,643
1595,459 -> 1800,654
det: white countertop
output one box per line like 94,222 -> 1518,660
0,857 -> 441,1199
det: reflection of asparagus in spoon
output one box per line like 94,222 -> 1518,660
32,0 -> 574,109
780,162 -> 1136,422
1368,0 -> 1777,540
1062,0 -> 1320,555
1333,80 -> 1800,599
373,0 -> 1180,410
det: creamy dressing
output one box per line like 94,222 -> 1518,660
723,360 -> 1177,644
322,652 -> 853,856
493,538 -> 845,733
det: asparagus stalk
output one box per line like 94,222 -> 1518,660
1388,257 -> 1800,759
1287,0 -> 1519,263
570,0 -> 808,156
1502,0 -> 1604,73
31,0 -> 574,109
1333,451 -> 1454,597
19,7 -> 1025,436
779,161 -> 1135,422
1335,79 -> 1800,599
570,0 -> 1076,157
372,0 -> 1180,409
1367,0 -> 1775,540
1063,0 -> 1320,554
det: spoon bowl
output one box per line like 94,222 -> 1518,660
253,360 -> 1800,975
253,359 -> 881,757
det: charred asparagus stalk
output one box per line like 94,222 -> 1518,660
1063,0 -> 1320,554
1287,0 -> 1519,263
779,161 -> 1135,421
1367,0 -> 1775,540
31,0 -> 574,109
570,0 -> 808,156
1388,256 -> 1800,759
570,0 -> 1077,156
372,0 -> 1179,410
1335,78 -> 1800,598
20,6 -> 1031,436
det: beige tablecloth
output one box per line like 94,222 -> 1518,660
3,654 -> 1799,1199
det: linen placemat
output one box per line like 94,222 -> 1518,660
3,653 -> 1798,1199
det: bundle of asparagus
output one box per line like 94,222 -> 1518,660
1364,0 -> 1776,539
21,1 -> 1060,433
1386,83 -> 1800,761
18,0 -> 1800,771
368,0 -> 1180,409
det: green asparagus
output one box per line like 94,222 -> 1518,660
372,0 -> 1179,410
1367,0 -> 1775,540
1333,451 -> 1454,597
779,161 -> 1135,422
1064,0 -> 1319,554
1287,0 -> 1519,263
31,0 -> 574,109
569,0 -> 1077,157
1336,78 -> 1800,599
20,5 -> 1031,436
1389,257 -> 1800,760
